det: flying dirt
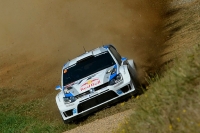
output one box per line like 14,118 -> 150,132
0,0 -> 170,122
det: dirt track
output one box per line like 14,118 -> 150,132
0,0 -> 168,88
0,0 -> 193,131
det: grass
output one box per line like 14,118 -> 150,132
0,111 -> 68,133
116,1 -> 200,132
116,44 -> 200,133
0,96 -> 71,133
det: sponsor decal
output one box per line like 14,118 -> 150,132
80,79 -> 100,91
65,82 -> 75,88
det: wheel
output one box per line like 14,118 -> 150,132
128,62 -> 143,95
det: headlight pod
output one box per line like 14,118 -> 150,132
109,73 -> 123,85
63,88 -> 76,103
64,88 -> 69,94
111,68 -> 117,75
107,68 -> 117,75
63,96 -> 76,104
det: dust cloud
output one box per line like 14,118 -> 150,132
0,0 -> 169,119
0,0 -> 169,88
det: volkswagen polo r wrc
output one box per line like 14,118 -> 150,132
55,44 -> 140,123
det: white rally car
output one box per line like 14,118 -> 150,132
55,44 -> 140,123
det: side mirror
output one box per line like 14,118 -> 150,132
55,85 -> 62,91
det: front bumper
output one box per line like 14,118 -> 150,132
56,76 -> 136,123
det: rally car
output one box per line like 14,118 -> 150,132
55,44 -> 140,123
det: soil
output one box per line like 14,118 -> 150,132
0,0 -> 168,90
66,110 -> 132,133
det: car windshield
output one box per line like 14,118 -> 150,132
63,52 -> 115,86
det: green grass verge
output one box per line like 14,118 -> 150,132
0,96 -> 75,132
116,44 -> 200,133
0,111 -> 66,133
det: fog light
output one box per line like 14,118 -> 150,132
117,90 -> 123,95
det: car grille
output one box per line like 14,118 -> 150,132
94,82 -> 109,91
77,91 -> 118,113
75,90 -> 90,99
75,82 -> 109,99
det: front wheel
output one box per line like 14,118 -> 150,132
128,62 -> 143,95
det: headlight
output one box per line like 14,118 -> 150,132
109,73 -> 123,85
63,88 -> 76,103
111,68 -> 117,75
63,97 -> 71,103
63,96 -> 76,103
64,88 -> 69,93
107,68 -> 117,75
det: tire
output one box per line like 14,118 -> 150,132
128,62 -> 143,95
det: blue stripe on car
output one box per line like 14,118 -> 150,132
103,45 -> 109,49
121,57 -> 127,61
65,92 -> 73,97
109,64 -> 117,80
113,64 -> 117,69
109,73 -> 117,80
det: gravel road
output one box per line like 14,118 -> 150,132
65,110 -> 132,133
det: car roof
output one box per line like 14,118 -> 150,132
62,45 -> 116,69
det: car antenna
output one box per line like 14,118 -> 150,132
83,46 -> 87,53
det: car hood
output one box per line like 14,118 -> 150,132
64,65 -> 116,96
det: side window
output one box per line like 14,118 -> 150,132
109,47 -> 122,64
